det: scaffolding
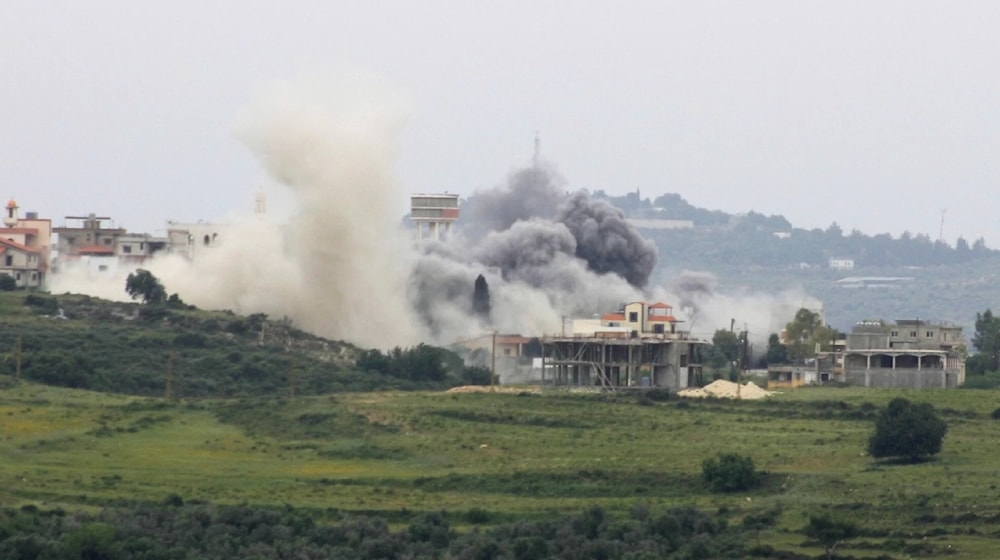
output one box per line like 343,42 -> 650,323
540,333 -> 704,391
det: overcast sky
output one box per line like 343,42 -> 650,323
4,1 -> 999,245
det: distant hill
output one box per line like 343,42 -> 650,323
594,191 -> 1000,334
595,191 -> 996,270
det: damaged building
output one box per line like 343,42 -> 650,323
541,301 -> 705,390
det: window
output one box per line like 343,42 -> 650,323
122,245 -> 132,254
926,331 -> 934,338
910,331 -> 917,337
31,272 -> 37,281
890,331 -> 898,337
139,242 -> 145,250
66,237 -> 75,245
628,311 -> 639,322
653,323 -> 665,334
503,348 -> 511,356
98,265 -> 108,272
4,256 -> 11,266
103,238 -> 112,245
15,273 -> 20,280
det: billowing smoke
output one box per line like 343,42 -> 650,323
670,270 -> 719,313
458,166 -> 564,242
556,191 -> 657,288
48,74 -> 823,358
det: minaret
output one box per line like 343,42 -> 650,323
4,199 -> 18,228
533,131 -> 541,168
254,189 -> 266,219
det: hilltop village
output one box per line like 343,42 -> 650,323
2,192 -> 968,393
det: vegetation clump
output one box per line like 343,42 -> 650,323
701,452 -> 760,492
803,514 -> 859,560
868,397 -> 947,463
0,502 -> 747,559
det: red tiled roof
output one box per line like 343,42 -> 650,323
6,199 -> 16,209
2,227 -> 38,234
601,313 -> 626,321
76,245 -> 115,255
648,302 -> 673,309
496,335 -> 531,344
0,237 -> 40,253
647,315 -> 678,322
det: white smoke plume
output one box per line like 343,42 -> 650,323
671,270 -> 822,352
48,74 -> 820,354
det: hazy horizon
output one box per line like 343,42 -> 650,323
5,1 -> 1000,245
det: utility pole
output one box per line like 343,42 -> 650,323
491,331 -> 497,393
289,355 -> 296,400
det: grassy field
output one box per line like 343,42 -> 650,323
3,379 -> 1000,557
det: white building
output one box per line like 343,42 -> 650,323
828,257 -> 855,271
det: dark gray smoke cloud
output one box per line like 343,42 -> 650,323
474,219 -> 577,280
458,165 -> 564,241
669,270 -> 718,314
555,190 -> 658,288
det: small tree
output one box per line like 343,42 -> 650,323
764,333 -> 788,365
701,452 -> 759,492
125,269 -> 167,304
804,514 -> 858,560
0,274 -> 16,291
868,397 -> 947,463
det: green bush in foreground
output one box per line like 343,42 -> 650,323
701,452 -> 760,492
868,397 -> 947,463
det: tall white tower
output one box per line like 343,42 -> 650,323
410,194 -> 460,241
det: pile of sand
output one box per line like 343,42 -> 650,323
677,379 -> 773,400
445,386 -> 540,394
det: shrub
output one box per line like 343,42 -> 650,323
868,397 -> 947,463
702,452 -> 760,492
803,514 -> 858,560
24,294 -> 58,314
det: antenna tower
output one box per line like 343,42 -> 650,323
533,132 -> 541,168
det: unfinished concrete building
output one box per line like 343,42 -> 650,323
541,302 -> 705,390
841,319 -> 965,388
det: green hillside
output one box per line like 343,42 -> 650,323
3,381 -> 1000,557
0,292 -> 468,398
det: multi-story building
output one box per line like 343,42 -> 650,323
543,302 -> 704,390
53,213 -> 167,273
410,194 -> 459,241
841,319 -> 965,388
0,199 -> 51,288
166,221 -> 226,260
